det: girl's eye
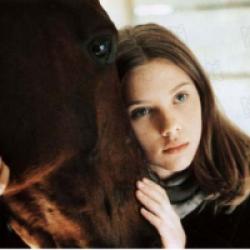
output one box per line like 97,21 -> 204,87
175,92 -> 189,103
130,107 -> 152,120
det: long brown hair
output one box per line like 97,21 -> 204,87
116,23 -> 250,207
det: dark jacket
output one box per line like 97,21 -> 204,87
183,196 -> 250,248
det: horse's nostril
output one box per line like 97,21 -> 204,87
87,34 -> 117,65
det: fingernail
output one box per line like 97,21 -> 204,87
135,190 -> 140,198
137,190 -> 143,197
0,162 -> 10,196
137,181 -> 144,189
140,207 -> 146,214
0,184 -> 5,195
143,178 -> 150,183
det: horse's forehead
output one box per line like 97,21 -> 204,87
0,0 -> 111,24
0,0 -> 117,68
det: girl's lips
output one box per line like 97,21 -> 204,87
163,142 -> 189,154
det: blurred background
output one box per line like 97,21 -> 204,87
100,0 -> 250,135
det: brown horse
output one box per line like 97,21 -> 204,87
0,0 -> 160,247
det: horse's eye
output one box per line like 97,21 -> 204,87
88,34 -> 116,65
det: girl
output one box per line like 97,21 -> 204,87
116,23 -> 250,248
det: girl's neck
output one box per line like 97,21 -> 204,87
149,164 -> 174,179
149,164 -> 190,179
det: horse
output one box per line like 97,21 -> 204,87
0,0 -> 160,247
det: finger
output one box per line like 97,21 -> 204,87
0,157 -> 3,174
136,190 -> 163,217
0,160 -> 10,195
143,178 -> 169,199
140,207 -> 161,229
142,178 -> 172,205
137,180 -> 166,204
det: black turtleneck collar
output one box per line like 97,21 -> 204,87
148,167 -> 206,218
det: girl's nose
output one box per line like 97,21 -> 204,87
159,112 -> 181,140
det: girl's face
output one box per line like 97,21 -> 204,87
125,59 -> 202,178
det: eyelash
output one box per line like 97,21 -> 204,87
130,107 -> 152,120
174,92 -> 189,103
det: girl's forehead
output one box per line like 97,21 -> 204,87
126,59 -> 194,91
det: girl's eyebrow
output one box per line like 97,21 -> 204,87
126,100 -> 146,107
170,82 -> 191,94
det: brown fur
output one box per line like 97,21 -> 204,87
0,0 -> 160,247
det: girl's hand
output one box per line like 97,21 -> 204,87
0,158 -> 10,195
136,178 -> 186,249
